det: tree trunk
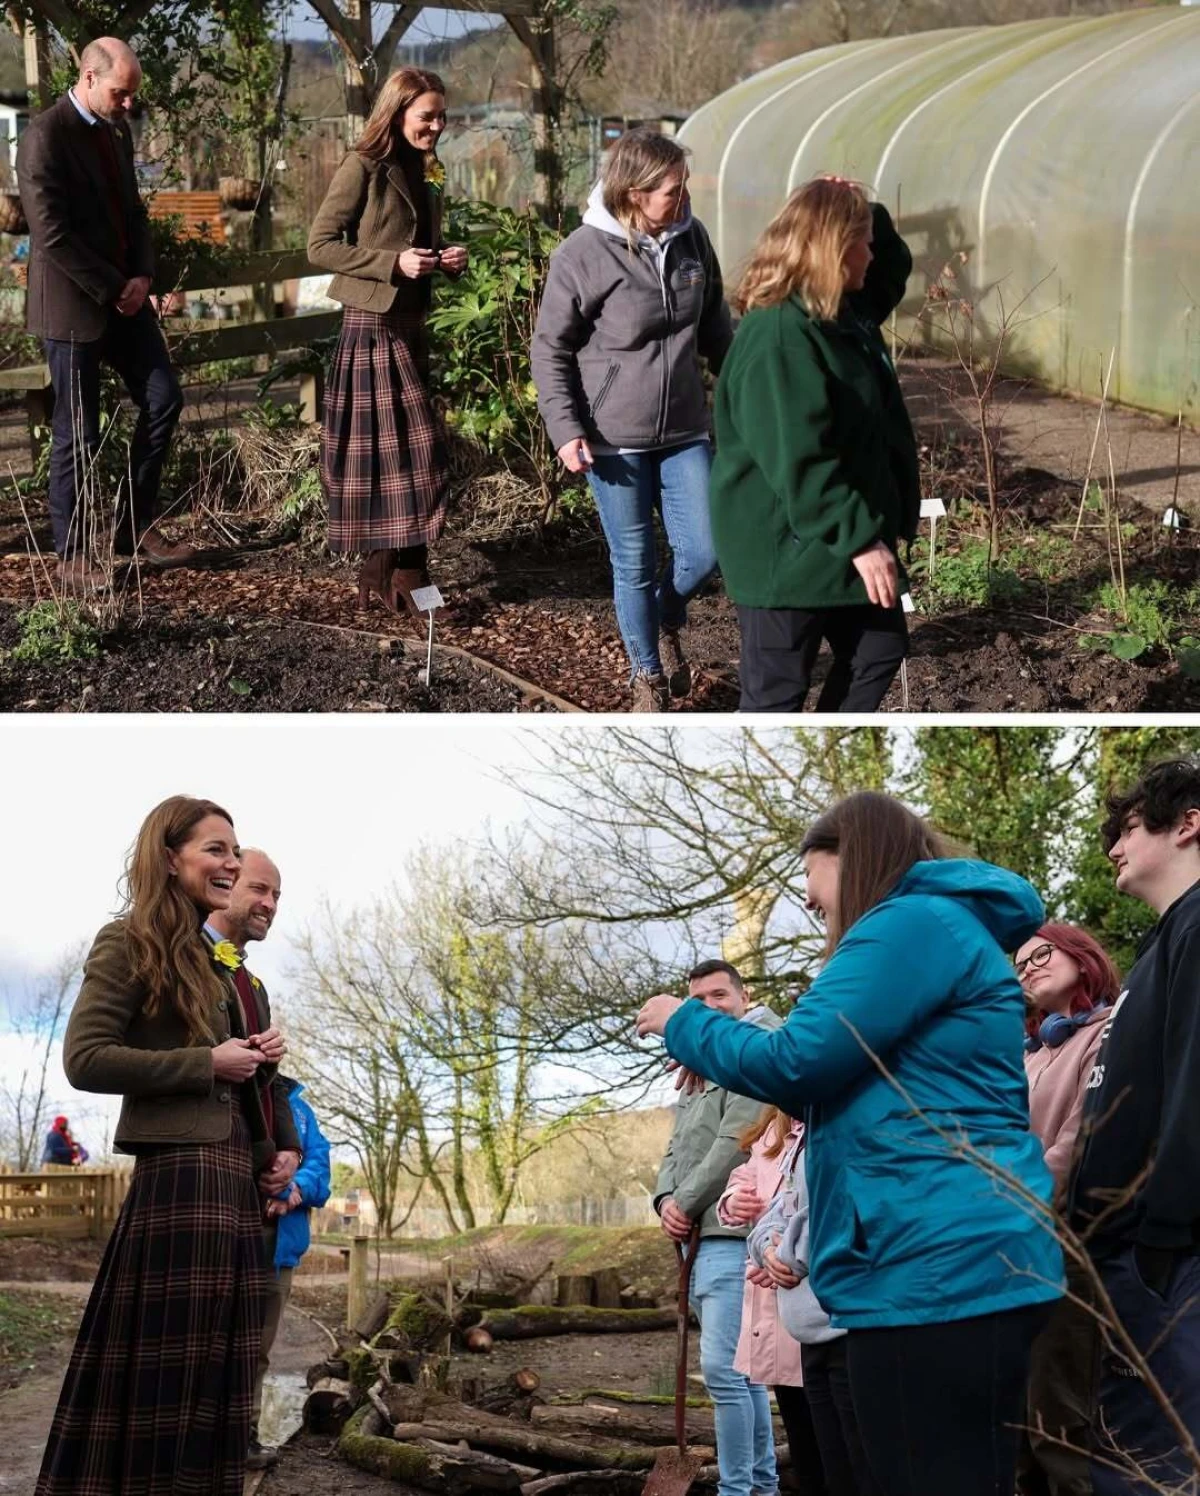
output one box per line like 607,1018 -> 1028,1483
591,1270 -> 622,1310
482,1307 -> 675,1341
388,1420 -> 660,1472
528,1404 -> 714,1445
553,1275 -> 594,1308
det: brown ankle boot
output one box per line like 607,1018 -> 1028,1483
356,550 -> 400,613
391,566 -> 432,621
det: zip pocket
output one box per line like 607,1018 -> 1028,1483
591,361 -> 619,415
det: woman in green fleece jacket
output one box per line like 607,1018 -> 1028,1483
710,178 -> 920,712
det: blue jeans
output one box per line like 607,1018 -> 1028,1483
586,440 -> 716,679
691,1237 -> 778,1496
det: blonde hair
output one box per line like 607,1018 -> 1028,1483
356,66 -> 446,164
601,127 -> 690,241
122,796 -> 235,1043
734,177 -> 872,320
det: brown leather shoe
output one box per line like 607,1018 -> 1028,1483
630,672 -> 670,713
137,528 -> 200,569
57,555 -> 108,593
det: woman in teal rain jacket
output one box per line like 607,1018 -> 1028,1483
637,791 -> 1062,1496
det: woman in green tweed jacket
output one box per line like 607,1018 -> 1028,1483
710,178 -> 920,712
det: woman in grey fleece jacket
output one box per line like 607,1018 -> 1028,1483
531,128 -> 733,712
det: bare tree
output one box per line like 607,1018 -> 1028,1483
0,946 -> 84,1171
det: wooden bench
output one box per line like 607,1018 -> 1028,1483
0,249 -> 337,452
147,190 -> 228,245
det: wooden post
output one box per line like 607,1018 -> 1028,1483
23,21 -> 55,114
343,0 -> 372,145
442,1255 -> 454,1354
348,1233 -> 370,1327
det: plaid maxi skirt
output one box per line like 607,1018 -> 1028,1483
322,306 -> 450,553
35,1107 -> 266,1496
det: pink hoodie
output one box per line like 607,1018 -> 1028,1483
1024,1007 -> 1109,1185
716,1118 -> 805,1388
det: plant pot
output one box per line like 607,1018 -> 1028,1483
0,192 -> 28,235
219,176 -> 261,211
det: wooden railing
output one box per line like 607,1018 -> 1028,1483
0,248 -> 334,448
0,1169 -> 131,1241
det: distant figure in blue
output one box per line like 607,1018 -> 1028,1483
637,790 -> 1063,1496
41,1116 -> 85,1167
247,1077 -> 332,1471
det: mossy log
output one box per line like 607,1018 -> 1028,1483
529,1403 -> 714,1444
338,1406 -> 525,1492
389,1419 -> 664,1471
480,1306 -> 675,1341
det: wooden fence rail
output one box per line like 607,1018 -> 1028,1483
0,1169 -> 131,1241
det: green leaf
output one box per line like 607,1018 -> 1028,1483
1109,634 -> 1148,661
1177,639 -> 1200,679
228,678 -> 253,696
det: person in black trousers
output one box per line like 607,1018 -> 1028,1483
17,37 -> 191,591
1067,758 -> 1200,1494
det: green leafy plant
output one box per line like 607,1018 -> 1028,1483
1086,578 -> 1200,663
924,538 -> 1027,609
8,600 -> 99,664
428,200 -> 562,496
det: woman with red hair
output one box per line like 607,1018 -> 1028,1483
1015,923 -> 1119,1496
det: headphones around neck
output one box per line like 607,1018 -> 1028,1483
1027,1004 -> 1111,1053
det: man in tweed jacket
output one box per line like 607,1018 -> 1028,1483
17,37 -> 193,588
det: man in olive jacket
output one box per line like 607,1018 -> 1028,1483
16,37 -> 189,587
654,959 -> 783,1496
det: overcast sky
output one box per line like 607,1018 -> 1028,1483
0,717 -> 563,1152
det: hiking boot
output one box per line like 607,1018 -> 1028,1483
137,528 -> 201,569
630,671 -> 670,713
245,1439 -> 279,1470
661,630 -> 691,697
57,554 -> 107,593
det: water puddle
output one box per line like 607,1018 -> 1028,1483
259,1371 -> 308,1449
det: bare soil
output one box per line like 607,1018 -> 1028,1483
1,360 -> 1197,713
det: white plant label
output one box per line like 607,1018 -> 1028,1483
410,585 -> 444,613
920,497 -> 947,518
900,592 -> 915,614
1162,507 -> 1184,530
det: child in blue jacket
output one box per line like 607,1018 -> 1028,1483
638,791 -> 1063,1496
248,1078 -> 332,1469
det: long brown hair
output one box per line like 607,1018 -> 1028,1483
122,796 -> 235,1042
355,66 -> 446,163
798,791 -> 949,954
739,1104 -> 794,1157
734,177 -> 871,320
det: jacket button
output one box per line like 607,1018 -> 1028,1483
219,1090 -> 230,1102
218,999 -> 227,1010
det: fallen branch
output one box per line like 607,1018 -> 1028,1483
481,1306 -> 675,1341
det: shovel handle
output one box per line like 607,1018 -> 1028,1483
674,1226 -> 701,1454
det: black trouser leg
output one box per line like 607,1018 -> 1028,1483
43,335 -> 102,556
395,543 -> 428,571
814,604 -> 908,712
846,1303 -> 1051,1496
101,307 -> 183,546
735,605 -> 824,712
774,1383 -> 828,1496
800,1341 -> 880,1496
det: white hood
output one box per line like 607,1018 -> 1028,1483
582,180 -> 694,256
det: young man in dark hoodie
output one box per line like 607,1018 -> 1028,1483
1067,758 -> 1200,1495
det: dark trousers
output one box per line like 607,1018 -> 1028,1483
1018,1261 -> 1100,1496
800,1340 -> 880,1496
1090,1246 -> 1200,1495
735,603 -> 907,712
847,1302 -> 1051,1496
774,1383 -> 828,1496
44,306 -> 183,556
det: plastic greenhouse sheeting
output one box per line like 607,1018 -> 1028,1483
680,9 -> 1200,421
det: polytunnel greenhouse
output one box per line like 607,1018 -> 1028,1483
680,7 -> 1200,422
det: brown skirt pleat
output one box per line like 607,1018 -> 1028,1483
321,306 -> 450,553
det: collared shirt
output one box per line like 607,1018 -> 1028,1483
202,920 -> 245,959
67,87 -> 99,126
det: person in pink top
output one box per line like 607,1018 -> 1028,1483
1015,923 -> 1120,1496
718,1106 -> 827,1496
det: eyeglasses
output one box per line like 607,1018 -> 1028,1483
1015,942 -> 1054,980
